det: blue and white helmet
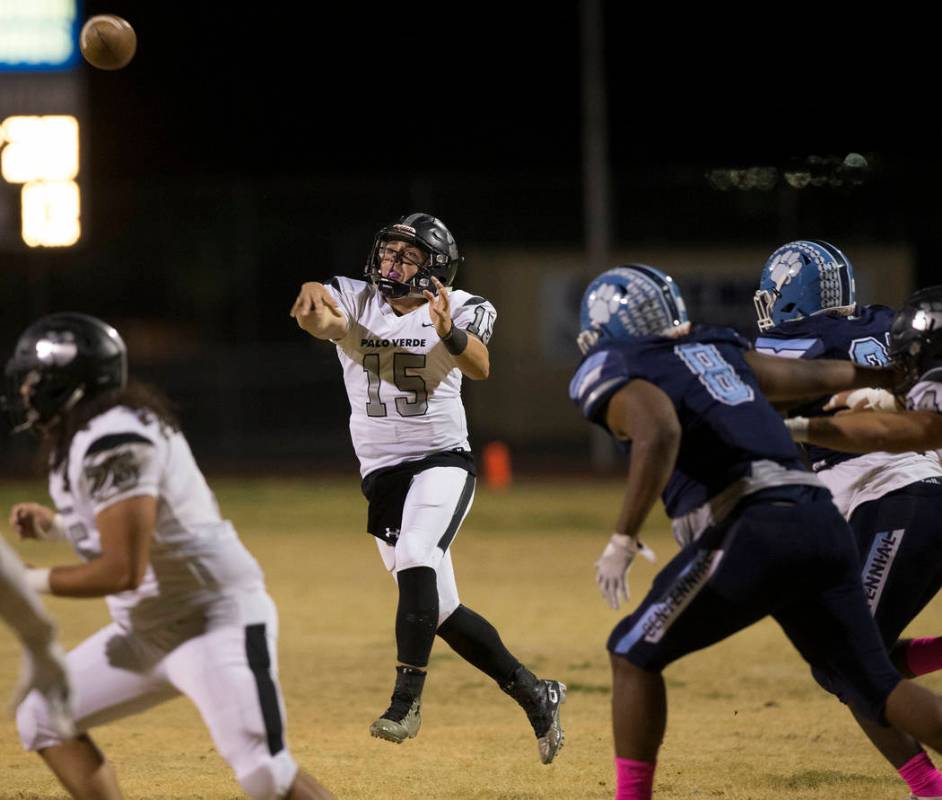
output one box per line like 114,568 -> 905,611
754,240 -> 856,331
577,265 -> 689,354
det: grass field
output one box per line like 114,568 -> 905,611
0,477 -> 940,799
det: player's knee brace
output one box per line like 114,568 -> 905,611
236,750 -> 298,800
396,566 -> 439,668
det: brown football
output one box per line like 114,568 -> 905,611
80,15 -> 137,70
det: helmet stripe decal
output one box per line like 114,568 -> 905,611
810,239 -> 853,308
628,265 -> 681,324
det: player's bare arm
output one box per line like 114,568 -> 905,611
605,380 -> 680,541
290,281 -> 349,341
424,276 -> 489,380
592,378 -> 675,611
793,410 -> 942,454
43,495 -> 155,597
745,350 -> 896,402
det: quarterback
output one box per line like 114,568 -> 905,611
291,212 -> 565,764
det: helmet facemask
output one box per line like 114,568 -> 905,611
2,362 -> 86,435
367,236 -> 435,299
364,215 -> 462,299
1,314 -> 127,436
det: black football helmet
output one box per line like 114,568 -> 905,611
364,212 -> 463,299
889,286 -> 942,393
2,312 -> 127,433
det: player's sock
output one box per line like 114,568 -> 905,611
437,604 -> 521,684
615,757 -> 655,800
906,638 -> 942,677
899,751 -> 942,797
395,567 -> 439,668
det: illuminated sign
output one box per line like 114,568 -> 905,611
21,179 -> 79,246
1,114 -> 80,247
0,0 -> 80,71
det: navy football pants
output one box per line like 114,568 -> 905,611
608,487 -> 901,722
849,479 -> 942,649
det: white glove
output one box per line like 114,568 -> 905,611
9,641 -> 75,739
595,534 -> 657,610
784,416 -> 810,442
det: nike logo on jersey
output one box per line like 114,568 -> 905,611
360,338 -> 428,348
421,323 -> 435,328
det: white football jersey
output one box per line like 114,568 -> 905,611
818,368 -> 942,515
325,276 -> 496,477
49,406 -> 264,632
907,368 -> 942,414
815,451 -> 942,518
760,351 -> 942,518
907,368 -> 942,465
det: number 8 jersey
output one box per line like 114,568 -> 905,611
325,276 -> 497,477
570,325 -> 819,542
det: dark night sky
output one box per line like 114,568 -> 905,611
78,3 -> 920,182
81,4 -> 586,180
6,3 -> 938,336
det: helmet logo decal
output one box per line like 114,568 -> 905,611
35,332 -> 78,367
768,248 -> 804,290
588,283 -> 620,325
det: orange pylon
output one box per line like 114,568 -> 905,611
482,441 -> 512,490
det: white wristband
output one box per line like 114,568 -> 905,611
785,416 -> 811,442
25,568 -> 52,594
43,514 -> 67,541
845,388 -> 899,413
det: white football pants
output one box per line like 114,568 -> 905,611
375,465 -> 476,626
17,589 -> 299,800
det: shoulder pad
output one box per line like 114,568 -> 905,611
754,336 -> 823,359
569,347 -> 631,421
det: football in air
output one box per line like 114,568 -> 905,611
80,15 -> 137,70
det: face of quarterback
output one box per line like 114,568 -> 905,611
378,239 -> 429,285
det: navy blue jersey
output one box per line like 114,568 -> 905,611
754,305 -> 894,470
569,325 -> 805,518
